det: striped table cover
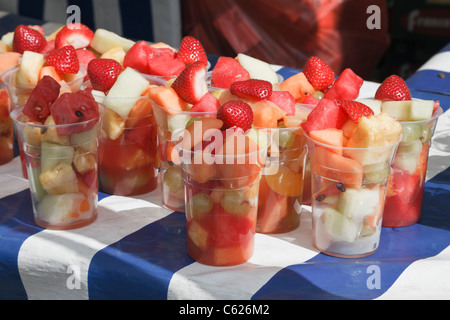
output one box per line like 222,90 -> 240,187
0,13 -> 449,301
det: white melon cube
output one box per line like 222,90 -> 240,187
381,101 -> 412,121
357,99 -> 382,115
237,53 -> 279,84
410,100 -> 434,121
90,28 -> 135,54
16,51 -> 45,86
37,193 -> 93,225
323,207 -> 360,242
337,188 -> 380,222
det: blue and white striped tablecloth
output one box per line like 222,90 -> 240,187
0,13 -> 450,301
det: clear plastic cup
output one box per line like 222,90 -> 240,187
0,88 -> 13,165
306,133 -> 401,258
97,95 -> 158,196
1,67 -> 87,178
11,103 -> 104,230
151,102 -> 217,212
383,106 -> 443,227
178,127 -> 269,266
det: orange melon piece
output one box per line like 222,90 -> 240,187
148,86 -> 187,114
312,146 -> 363,188
38,66 -> 63,82
341,119 -> 357,140
0,52 -> 21,75
126,96 -> 153,128
250,100 -> 285,128
280,72 -> 315,102
180,117 -> 223,151
264,165 -> 303,197
309,128 -> 344,155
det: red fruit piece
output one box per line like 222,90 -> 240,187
211,56 -> 250,88
230,79 -> 272,100
76,48 -> 96,67
55,23 -> 94,49
375,75 -> 411,101
46,45 -> 80,74
176,36 -> 208,65
12,25 -> 47,54
323,68 -> 363,101
302,56 -> 335,91
217,100 -> 253,131
87,58 -> 122,93
171,61 -> 207,104
268,90 -> 295,116
50,91 -> 100,135
147,51 -> 185,79
23,76 -> 61,122
337,100 -> 374,123
190,92 -> 220,116
301,98 -> 348,134
123,40 -> 153,74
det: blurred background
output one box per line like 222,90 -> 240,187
0,0 -> 449,82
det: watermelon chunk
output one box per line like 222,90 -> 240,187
123,40 -> 153,74
211,56 -> 250,88
50,91 -> 100,135
268,90 -> 295,116
301,98 -> 348,134
323,68 -> 363,101
147,51 -> 185,79
190,92 -> 220,116
23,75 -> 61,122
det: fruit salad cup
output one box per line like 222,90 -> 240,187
178,126 -> 269,266
383,106 -> 443,227
0,88 -> 14,165
1,66 -> 86,178
95,95 -> 158,196
151,103 -> 217,212
307,132 -> 401,258
11,103 -> 104,230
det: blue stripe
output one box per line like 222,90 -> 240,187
119,0 -> 153,42
0,13 -> 46,35
68,0 -> 95,31
18,0 -> 45,20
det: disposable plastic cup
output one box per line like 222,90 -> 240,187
178,128 -> 269,266
11,103 -> 104,230
96,95 -> 158,196
0,88 -> 13,165
151,102 -> 217,213
383,106 -> 443,227
1,67 -> 86,178
306,133 -> 400,258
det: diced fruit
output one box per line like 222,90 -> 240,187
337,100 -> 374,123
188,192 -> 214,220
187,220 -> 209,251
46,45 -> 80,74
147,51 -> 185,78
302,56 -> 335,91
356,99 -> 381,115
250,99 -> 286,129
39,161 -> 79,194
180,117 -> 223,150
176,36 -> 208,65
375,75 -> 411,101
211,56 -> 250,88
302,94 -> 320,105
217,100 -> 253,131
37,193 -> 91,225
87,58 -> 123,93
323,206 -> 360,242
41,115 -> 70,145
100,46 -> 126,65
171,61 -> 208,104
0,52 -> 21,73
268,90 -> 296,116
220,190 -> 251,216
12,25 -> 47,54
104,67 -> 149,118
90,28 -> 135,54
76,48 -> 96,68
190,92 -> 220,115
55,23 -> 94,49
230,79 -> 272,100
323,68 -> 363,101
38,66 -> 62,82
301,99 -> 348,133
16,51 -> 45,86
337,187 -> 380,222
40,141 -> 75,172
123,40 -> 152,74
264,165 -> 303,197
246,127 -> 270,150
381,99 -> 434,121
237,53 -> 279,84
279,72 -> 315,102
148,86 -> 187,114
23,75 -> 61,122
309,128 -> 344,155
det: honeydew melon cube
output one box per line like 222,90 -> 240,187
188,220 -> 208,250
90,28 -> 135,54
39,162 -> 79,195
410,100 -> 434,121
37,193 -> 91,225
323,207 -> 360,242
246,127 -> 270,150
1,32 -> 13,49
16,51 -> 45,86
381,101 -> 411,121
168,114 -> 191,134
104,67 -> 149,118
337,188 -> 380,222
356,99 -> 382,115
40,141 -> 75,172
237,53 -> 279,84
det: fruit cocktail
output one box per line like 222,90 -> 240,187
11,76 -> 104,230
88,61 -> 159,196
0,88 -> 13,165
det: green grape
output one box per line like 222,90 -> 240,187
163,165 -> 184,192
277,129 -> 295,148
220,190 -> 251,216
189,192 -> 213,219
312,91 -> 324,99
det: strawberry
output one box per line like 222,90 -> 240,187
171,61 -> 208,104
12,25 -> 47,54
55,23 -> 94,49
375,75 -> 411,101
87,58 -> 123,93
337,100 -> 374,123
176,36 -> 208,65
230,79 -> 272,100
217,100 -> 253,131
302,56 -> 335,91
46,45 -> 80,74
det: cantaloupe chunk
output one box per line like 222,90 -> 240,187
38,66 -> 62,82
148,86 -> 187,114
250,100 -> 286,128
309,128 -> 344,155
0,52 -> 21,75
280,72 -> 315,102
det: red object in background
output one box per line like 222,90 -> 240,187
182,0 -> 390,78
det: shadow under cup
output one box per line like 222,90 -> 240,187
11,103 -> 104,230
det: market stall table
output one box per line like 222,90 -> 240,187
0,12 -> 449,300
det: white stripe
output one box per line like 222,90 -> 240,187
150,0 -> 182,47
18,194 -> 172,299
92,0 -> 122,36
418,51 -> 450,73
0,156 -> 29,199
167,208 -> 319,300
376,245 -> 450,300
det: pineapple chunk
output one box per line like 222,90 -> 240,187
73,149 -> 96,174
100,46 -> 126,65
102,107 -> 125,140
41,115 -> 70,145
39,162 -> 80,195
237,53 -> 279,84
16,51 -> 45,86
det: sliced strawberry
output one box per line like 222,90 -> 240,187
171,61 -> 208,104
176,36 -> 208,65
46,45 -> 80,74
87,58 -> 123,93
55,23 -> 94,49
375,75 -> 411,101
302,56 -> 335,91
337,100 -> 374,123
217,100 -> 253,131
12,25 -> 47,54
230,79 -> 272,100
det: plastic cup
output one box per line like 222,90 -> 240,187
151,102 -> 217,212
0,88 -> 13,165
306,133 -> 400,258
10,103 -> 104,230
383,106 -> 443,227
1,67 -> 87,178
178,127 -> 269,266
96,95 -> 158,196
